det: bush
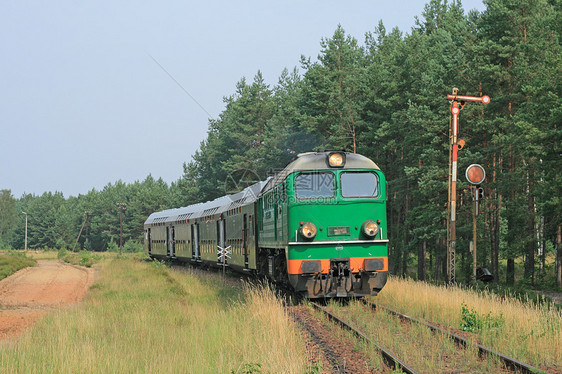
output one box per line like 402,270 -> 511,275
0,252 -> 35,280
58,250 -> 102,268
0,237 -> 11,250
58,248 -> 69,259
122,240 -> 144,253
460,303 -> 505,332
107,239 -> 119,252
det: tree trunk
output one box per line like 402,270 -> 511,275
429,248 -> 434,280
402,193 -> 410,277
390,205 -> 402,275
556,225 -> 562,288
418,240 -> 426,281
490,207 -> 499,283
524,192 -> 535,285
506,258 -> 515,285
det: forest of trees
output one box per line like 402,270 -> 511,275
0,0 -> 560,288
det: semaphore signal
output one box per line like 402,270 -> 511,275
445,88 -> 490,284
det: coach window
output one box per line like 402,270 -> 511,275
295,172 -> 335,199
340,172 -> 379,198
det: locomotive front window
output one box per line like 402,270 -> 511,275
295,172 -> 335,199
341,172 -> 379,197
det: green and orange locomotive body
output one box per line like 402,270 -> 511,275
144,151 -> 388,298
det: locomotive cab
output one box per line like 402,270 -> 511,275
258,151 -> 389,298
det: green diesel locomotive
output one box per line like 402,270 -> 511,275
144,151 -> 388,298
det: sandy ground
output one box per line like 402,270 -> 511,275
0,260 -> 95,341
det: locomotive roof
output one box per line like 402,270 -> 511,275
262,151 -> 379,193
144,178 -> 270,226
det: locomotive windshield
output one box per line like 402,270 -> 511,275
295,172 -> 335,199
341,172 -> 379,197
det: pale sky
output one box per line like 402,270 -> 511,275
0,0 -> 485,198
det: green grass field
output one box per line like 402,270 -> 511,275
0,257 -> 309,373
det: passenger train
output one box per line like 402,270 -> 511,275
144,151 -> 388,298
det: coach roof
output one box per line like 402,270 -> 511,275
144,179 -> 269,226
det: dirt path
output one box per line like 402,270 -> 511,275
0,260 -> 95,341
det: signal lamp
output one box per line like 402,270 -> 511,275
362,220 -> 379,238
300,222 -> 317,239
465,164 -> 486,185
476,187 -> 484,201
327,152 -> 345,168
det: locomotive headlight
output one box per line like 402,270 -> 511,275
327,152 -> 345,168
362,220 -> 379,237
300,222 -> 317,239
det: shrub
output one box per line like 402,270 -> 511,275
57,248 -> 69,259
460,303 -> 504,332
0,252 -> 35,280
122,240 -> 144,253
107,239 -> 118,252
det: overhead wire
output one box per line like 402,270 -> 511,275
147,53 -> 215,120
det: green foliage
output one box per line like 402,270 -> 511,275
231,363 -> 262,374
460,303 -> 480,332
57,248 -> 69,259
304,362 -> 323,374
106,238 -> 118,252
460,303 -> 505,332
0,190 -> 17,248
0,236 -> 11,251
122,240 -> 143,253
0,252 -> 35,280
60,250 -> 102,268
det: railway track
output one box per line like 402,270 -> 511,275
306,300 -> 544,374
310,301 -> 417,373
359,299 -> 542,374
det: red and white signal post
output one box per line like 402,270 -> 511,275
446,89 -> 490,284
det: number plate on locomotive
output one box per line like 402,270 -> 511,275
328,226 -> 350,236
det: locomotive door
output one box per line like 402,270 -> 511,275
192,224 -> 200,260
243,214 -> 248,267
147,228 -> 152,255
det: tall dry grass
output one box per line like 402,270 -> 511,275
0,259 -> 308,373
374,276 -> 561,369
325,300 -> 508,373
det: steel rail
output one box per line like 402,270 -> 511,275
361,300 -> 543,374
310,302 -> 418,374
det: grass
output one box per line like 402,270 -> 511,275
56,249 -> 110,267
322,300 -> 507,373
0,251 -> 35,280
0,258 -> 309,373
372,276 -> 561,371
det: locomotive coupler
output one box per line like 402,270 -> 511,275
332,260 -> 351,297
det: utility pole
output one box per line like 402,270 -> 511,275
21,212 -> 27,250
445,89 -> 490,284
72,212 -> 91,252
117,203 -> 126,254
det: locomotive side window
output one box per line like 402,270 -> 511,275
295,172 -> 335,199
341,172 -> 379,197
